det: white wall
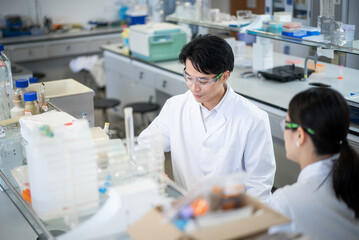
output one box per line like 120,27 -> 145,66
0,0 -> 120,26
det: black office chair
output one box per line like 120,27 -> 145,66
124,96 -> 160,132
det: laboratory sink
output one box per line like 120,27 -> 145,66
32,78 -> 93,98
31,79 -> 95,126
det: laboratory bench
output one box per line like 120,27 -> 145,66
102,43 -> 359,188
1,27 -> 124,83
0,80 -> 186,239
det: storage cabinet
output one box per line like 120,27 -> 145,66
11,43 -> 48,62
154,70 -> 187,96
132,60 -> 157,87
104,51 -> 156,117
88,36 -> 122,52
104,50 -> 188,114
5,33 -> 123,63
48,39 -> 88,57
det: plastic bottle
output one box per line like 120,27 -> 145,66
24,92 -> 40,116
0,44 -> 13,88
338,64 -> 343,79
103,122 -> 112,138
121,28 -> 130,55
0,44 -> 13,121
10,93 -> 25,118
221,181 -> 245,210
82,112 -> 91,124
14,79 -> 29,107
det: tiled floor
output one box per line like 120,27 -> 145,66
0,187 -> 37,239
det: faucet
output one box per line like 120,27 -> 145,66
303,52 -> 318,80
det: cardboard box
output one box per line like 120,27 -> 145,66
127,193 -> 290,240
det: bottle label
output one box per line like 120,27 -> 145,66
0,60 -> 5,67
24,110 -> 33,116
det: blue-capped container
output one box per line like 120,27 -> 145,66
28,76 -> 39,92
14,79 -> 29,106
15,79 -> 29,89
126,9 -> 147,26
23,92 -> 39,115
24,91 -> 37,101
29,77 -> 38,84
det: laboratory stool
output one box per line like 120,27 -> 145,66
94,98 -> 121,123
123,101 -> 160,132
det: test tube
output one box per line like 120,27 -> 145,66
124,107 -> 135,159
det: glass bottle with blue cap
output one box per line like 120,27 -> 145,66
24,92 -> 39,115
14,79 -> 29,107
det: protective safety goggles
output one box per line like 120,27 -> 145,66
280,118 -> 315,135
183,68 -> 223,86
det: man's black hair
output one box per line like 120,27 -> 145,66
179,34 -> 234,75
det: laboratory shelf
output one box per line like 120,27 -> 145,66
166,15 -> 244,32
166,15 -> 359,56
246,29 -> 359,55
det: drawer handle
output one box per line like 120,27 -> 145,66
162,80 -> 167,88
66,46 -> 71,51
139,71 -> 143,79
28,49 -> 32,55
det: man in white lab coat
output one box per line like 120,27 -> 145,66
138,35 -> 276,202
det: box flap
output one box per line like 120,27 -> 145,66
127,208 -> 183,240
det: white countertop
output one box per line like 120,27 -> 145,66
1,27 -> 123,45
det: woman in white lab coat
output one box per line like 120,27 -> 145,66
138,35 -> 276,202
270,87 -> 359,239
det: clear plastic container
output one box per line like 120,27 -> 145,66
0,44 -> 13,121
342,24 -> 355,43
269,21 -> 283,34
331,21 -> 346,46
318,15 -> 334,41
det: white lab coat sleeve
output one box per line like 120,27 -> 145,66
137,99 -> 172,152
268,187 -> 295,234
243,111 -> 276,203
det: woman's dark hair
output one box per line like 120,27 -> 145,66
288,87 -> 359,218
179,34 -> 234,75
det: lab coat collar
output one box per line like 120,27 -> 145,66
297,154 -> 339,183
197,83 -> 231,113
197,84 -> 232,144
